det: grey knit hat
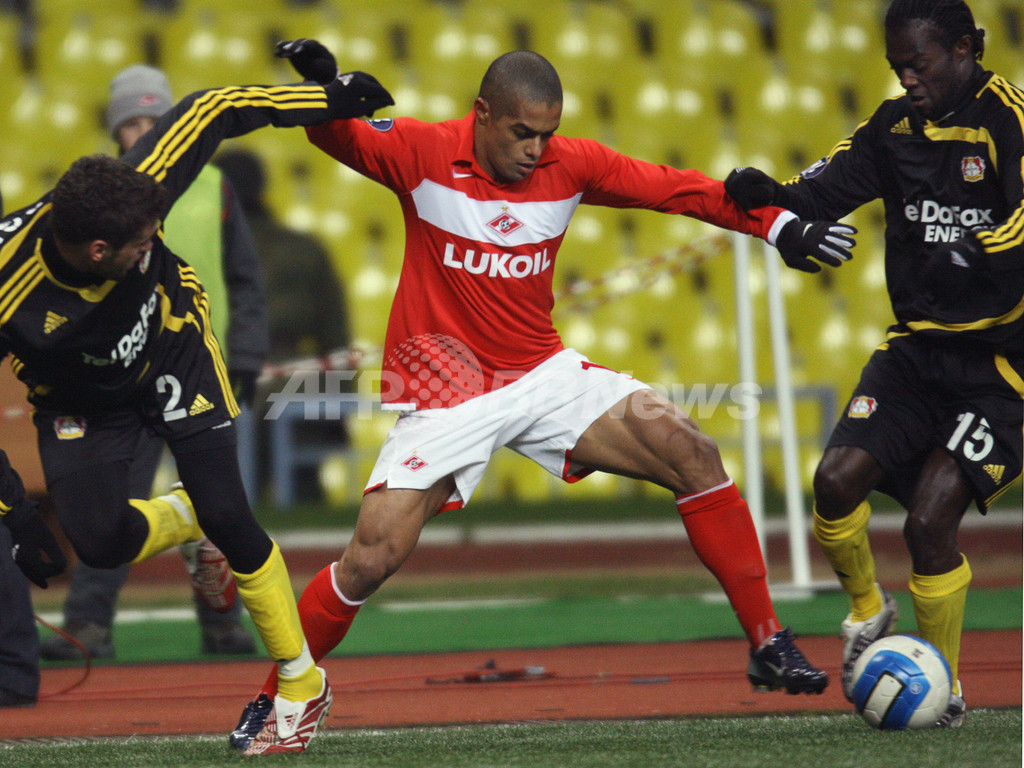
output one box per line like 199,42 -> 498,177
106,64 -> 173,137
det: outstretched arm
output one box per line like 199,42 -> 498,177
574,142 -> 858,273
122,63 -> 392,214
724,167 -> 858,273
723,116 -> 889,273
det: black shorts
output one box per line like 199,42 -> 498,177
827,334 -> 1023,513
34,322 -> 239,484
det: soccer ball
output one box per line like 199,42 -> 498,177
850,634 -> 952,730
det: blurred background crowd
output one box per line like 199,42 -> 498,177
1,0 -> 1021,506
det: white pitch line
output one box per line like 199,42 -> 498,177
267,509 -> 1020,550
38,597 -> 550,626
38,607 -> 196,625
380,597 -> 546,613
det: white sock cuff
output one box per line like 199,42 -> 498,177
161,491 -> 194,527
330,563 -> 366,606
277,641 -> 315,680
675,478 -> 734,506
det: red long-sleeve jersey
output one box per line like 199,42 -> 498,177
308,113 -> 792,409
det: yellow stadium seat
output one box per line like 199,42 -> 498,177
971,1 -> 1024,81
157,6 -> 279,92
480,448 -> 556,503
33,6 -> 144,98
0,0 -> 925,502
708,0 -> 770,56
403,1 -> 509,101
0,11 -> 18,74
0,133 -> 50,211
347,406 -> 397,495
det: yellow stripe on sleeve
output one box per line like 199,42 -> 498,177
136,85 -> 326,182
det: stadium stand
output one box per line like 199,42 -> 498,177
1,0 -> 1021,499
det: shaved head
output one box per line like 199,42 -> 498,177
478,50 -> 562,117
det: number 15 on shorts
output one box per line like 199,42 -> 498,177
946,412 -> 993,462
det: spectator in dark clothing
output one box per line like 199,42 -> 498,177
214,149 -> 353,503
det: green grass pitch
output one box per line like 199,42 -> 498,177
1,710 -> 1020,767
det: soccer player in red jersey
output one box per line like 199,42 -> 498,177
231,41 -> 860,751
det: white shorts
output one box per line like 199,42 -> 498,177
365,349 -> 649,510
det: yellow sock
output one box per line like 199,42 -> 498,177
233,542 -> 319,701
909,555 -> 971,697
129,486 -> 202,563
812,501 -> 882,621
276,660 -> 323,703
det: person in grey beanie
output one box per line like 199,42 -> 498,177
40,64 -> 267,660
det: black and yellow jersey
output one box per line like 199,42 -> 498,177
773,66 -> 1024,354
0,83 -> 332,412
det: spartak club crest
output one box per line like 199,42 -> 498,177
487,207 -> 524,238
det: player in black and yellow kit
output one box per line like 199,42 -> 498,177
0,447 -> 65,708
0,68 -> 392,744
726,0 -> 1022,727
0,185 -> 66,710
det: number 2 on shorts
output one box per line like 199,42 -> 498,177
156,374 -> 187,422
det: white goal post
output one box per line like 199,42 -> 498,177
732,232 -> 817,593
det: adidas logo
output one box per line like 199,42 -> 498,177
44,311 -> 68,334
890,117 -> 913,135
983,464 -> 1005,484
189,394 -> 215,416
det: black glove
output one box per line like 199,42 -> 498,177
921,235 -> 985,301
275,38 -> 339,85
4,499 -> 66,588
323,70 -> 395,119
229,369 -> 258,408
725,167 -> 780,211
774,218 -> 857,273
276,38 -> 394,118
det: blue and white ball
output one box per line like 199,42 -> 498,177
850,634 -> 952,730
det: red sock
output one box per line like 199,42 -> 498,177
260,564 -> 362,697
676,480 -> 781,647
